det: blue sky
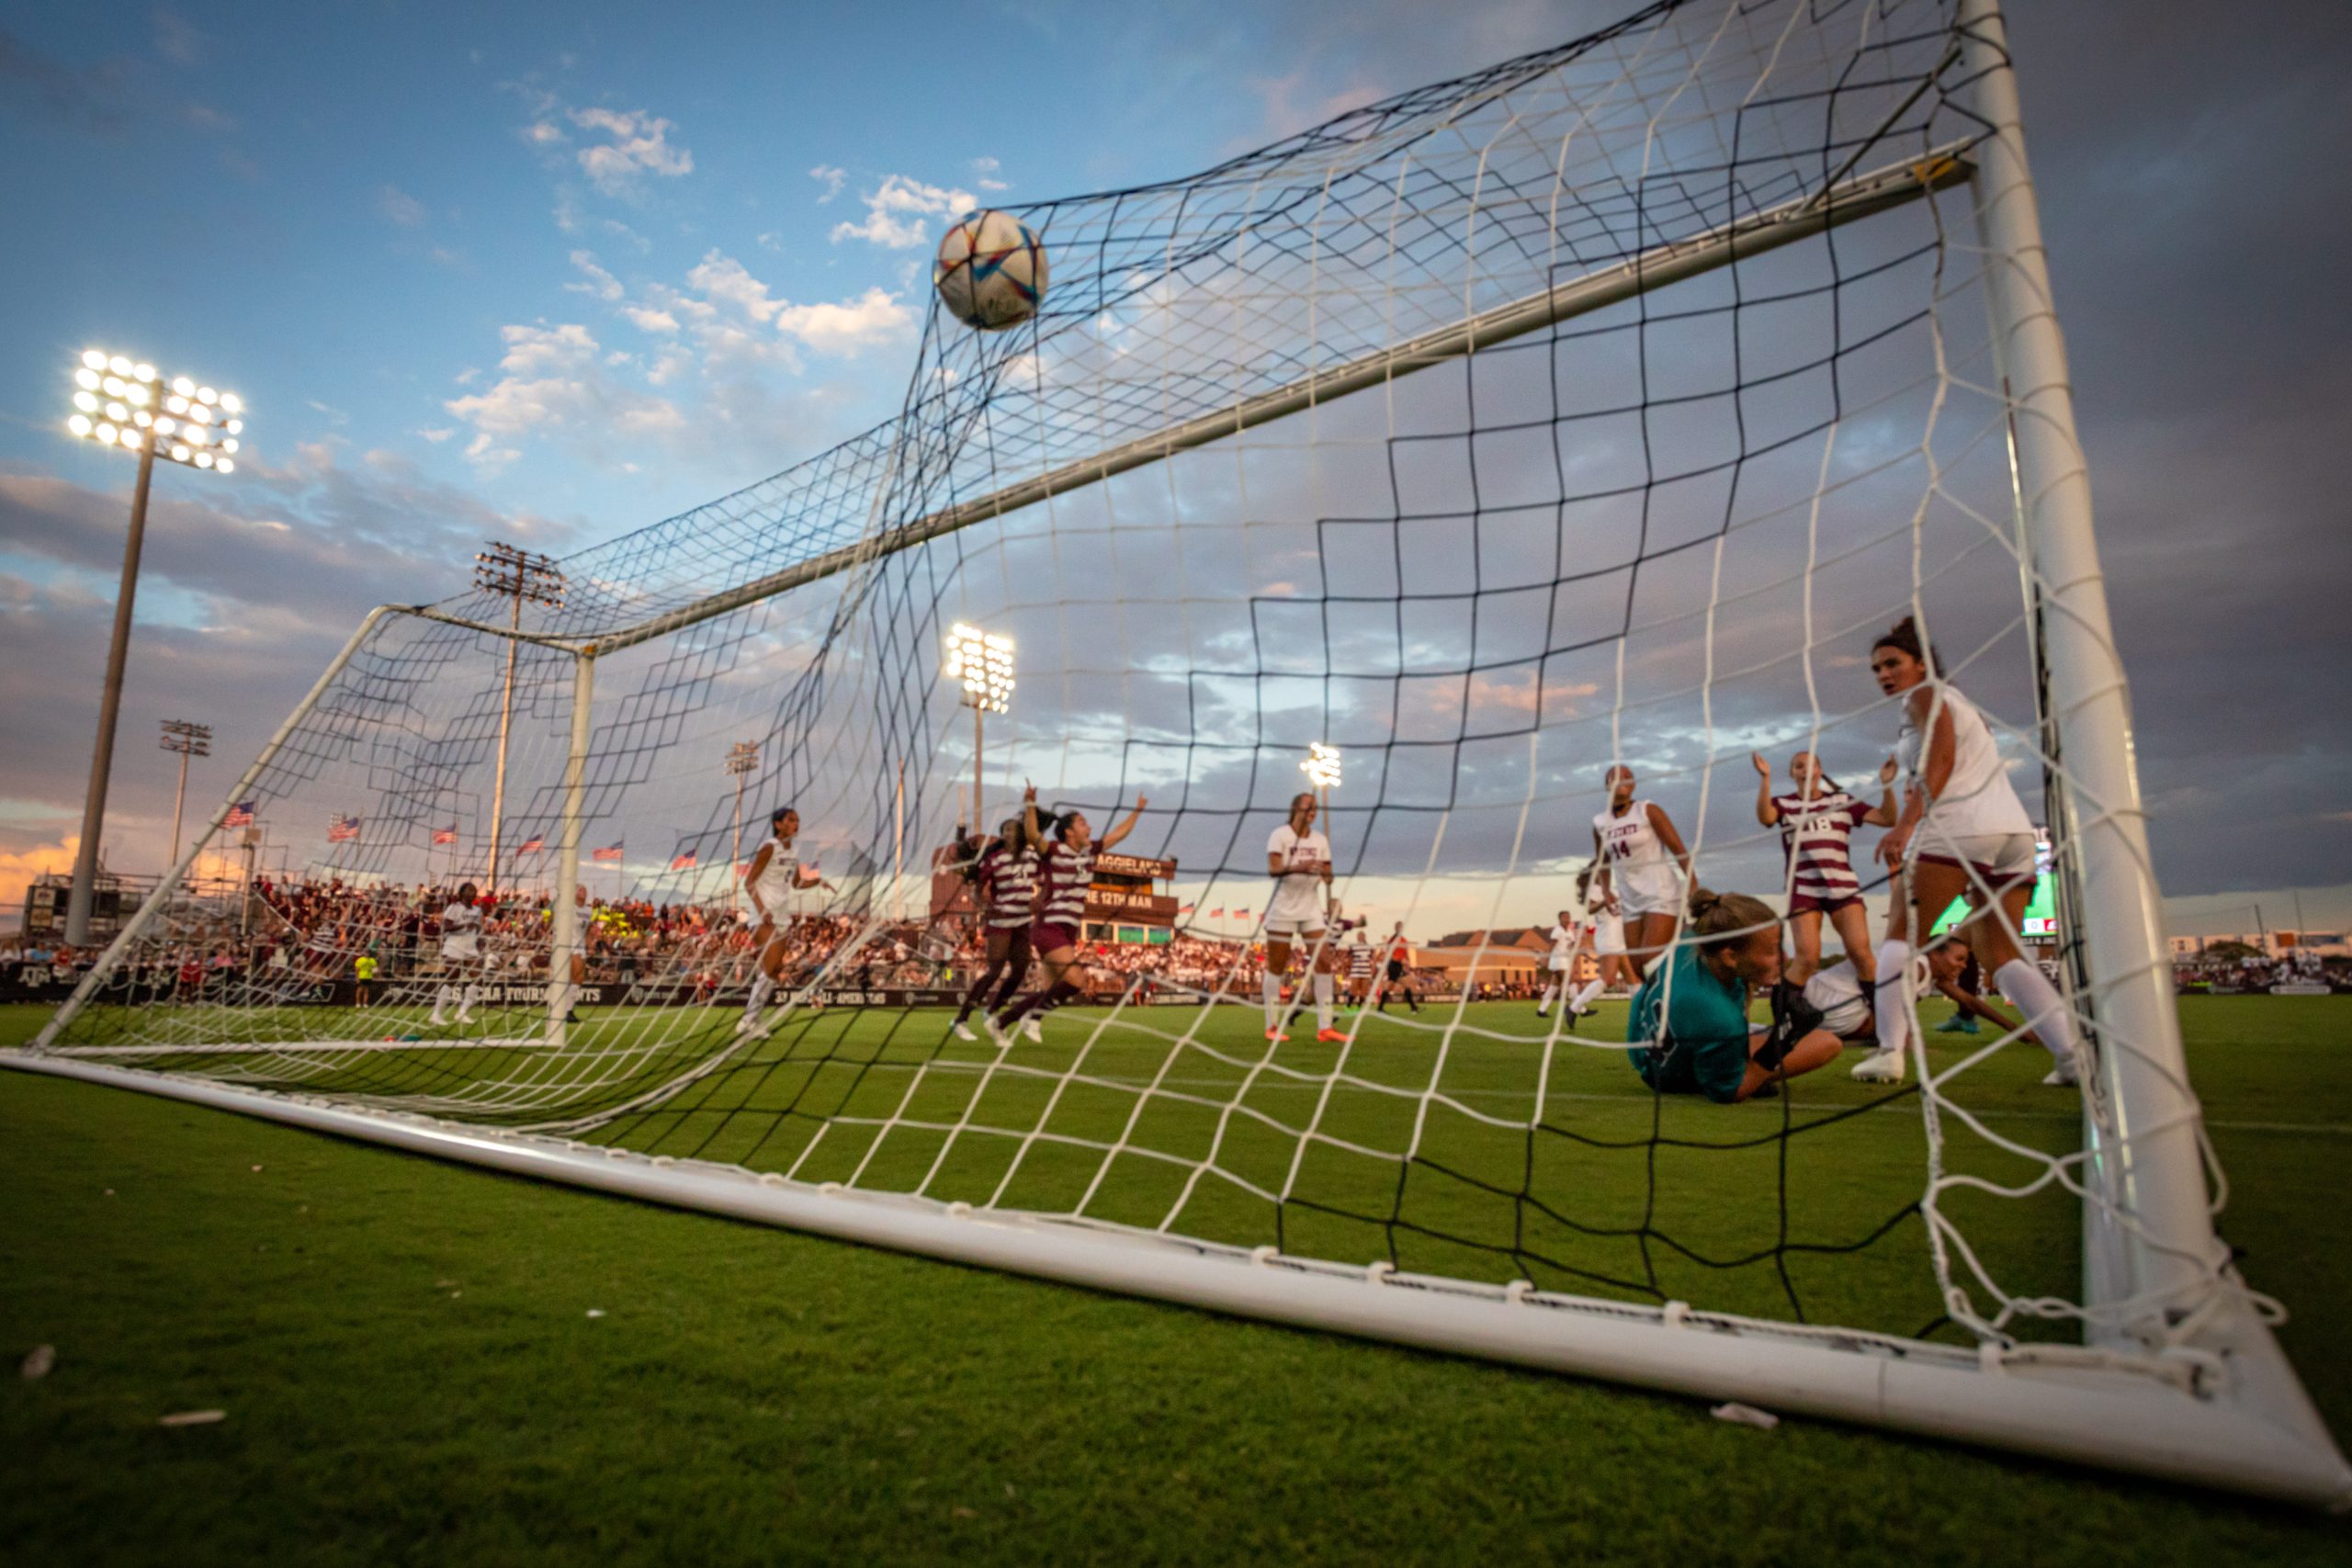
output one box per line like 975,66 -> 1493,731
2,0 -> 2348,920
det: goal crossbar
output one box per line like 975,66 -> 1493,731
454,143 -> 1971,660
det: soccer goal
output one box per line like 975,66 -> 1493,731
13,0 -> 2346,1507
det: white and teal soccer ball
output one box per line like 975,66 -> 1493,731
933,209 -> 1048,332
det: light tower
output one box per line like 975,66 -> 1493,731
159,719 -> 212,870
1302,742 -> 1342,814
726,740 -> 760,864
60,348 -> 248,944
944,622 -> 1015,829
473,542 -> 565,893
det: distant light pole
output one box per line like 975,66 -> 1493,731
474,542 -> 564,894
1302,742 -> 1342,814
61,348 -> 247,944
944,622 -> 1014,829
726,740 -> 760,864
159,719 -> 212,869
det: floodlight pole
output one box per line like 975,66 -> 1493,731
726,741 -> 759,865
63,439 -> 158,947
476,542 -> 564,897
160,720 -> 210,873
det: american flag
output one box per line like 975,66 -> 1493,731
223,801 -> 255,828
518,835 -> 545,854
327,815 -> 360,843
670,850 -> 697,872
592,844 -> 624,863
1231,907 -> 1250,919
1208,907 -> 1225,919
431,825 -> 458,845
1178,903 -> 1196,915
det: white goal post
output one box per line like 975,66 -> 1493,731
9,0 -> 2346,1508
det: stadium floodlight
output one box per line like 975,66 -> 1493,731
58,347 -> 248,944
474,541 -> 565,890
158,719 -> 212,870
1301,742 -> 1342,804
944,622 -> 1014,825
725,740 -> 760,863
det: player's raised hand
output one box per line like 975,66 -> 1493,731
1880,755 -> 1899,785
1751,751 -> 1770,777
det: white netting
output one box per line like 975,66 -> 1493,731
29,0 -> 2266,1359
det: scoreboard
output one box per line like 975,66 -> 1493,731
1086,852 -> 1179,926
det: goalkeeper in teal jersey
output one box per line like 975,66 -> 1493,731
1627,889 -> 1841,1103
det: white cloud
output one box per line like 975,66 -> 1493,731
831,174 -> 977,249
378,185 -> 426,227
526,119 -> 566,145
418,427 -> 456,443
970,156 -> 1000,174
568,107 -> 694,195
773,288 -> 913,356
623,305 -> 680,334
808,164 -> 846,203
443,321 -> 684,471
684,249 -> 783,322
565,250 -> 625,302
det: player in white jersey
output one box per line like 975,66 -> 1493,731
1262,792 -> 1343,1043
1589,764 -> 1691,981
739,806 -> 821,1038
1846,935 -> 2046,1083
1868,616 -> 2079,1086
429,882 -> 484,1027
1533,908 -> 1590,1021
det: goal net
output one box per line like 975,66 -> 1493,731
17,0 -> 2346,1506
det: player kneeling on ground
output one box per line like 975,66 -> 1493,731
1846,934 -> 2045,1085
1625,888 -> 1841,1103
1263,791 -> 1344,1043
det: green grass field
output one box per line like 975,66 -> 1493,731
5,996 -> 2350,1564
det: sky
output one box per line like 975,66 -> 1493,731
2,0 -> 2348,935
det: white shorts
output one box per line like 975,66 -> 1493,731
1262,912 -> 1328,941
1912,828 -> 2036,887
1546,957 -> 1573,974
440,938 -> 481,964
1591,914 -> 1626,955
1615,872 -> 1682,920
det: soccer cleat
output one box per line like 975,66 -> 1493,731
1023,1018 -> 1045,1043
1265,1027 -> 1289,1043
1935,1014 -> 1981,1034
427,1011 -> 447,1028
2041,1058 -> 2080,1088
1850,1050 -> 1905,1084
734,1013 -> 763,1036
984,1016 -> 1012,1049
1315,1028 -> 1346,1043
950,1021 -> 979,1043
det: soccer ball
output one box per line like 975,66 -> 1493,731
933,209 -> 1048,332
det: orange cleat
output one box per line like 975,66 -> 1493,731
1315,1028 -> 1347,1043
1265,1028 -> 1289,1043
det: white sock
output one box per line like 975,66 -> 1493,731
746,972 -> 775,1017
1536,981 -> 1555,1013
1262,973 -> 1283,1031
435,983 -> 454,1013
459,982 -> 479,1014
1572,978 -> 1607,1011
1872,941 -> 1913,1059
1313,972 -> 1334,1032
1996,958 -> 2081,1066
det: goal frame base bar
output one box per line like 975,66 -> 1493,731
8,1049 -> 2345,1511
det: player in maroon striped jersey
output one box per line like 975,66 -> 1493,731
953,785 -> 1043,1042
1754,750 -> 1899,993
988,793 -> 1148,1045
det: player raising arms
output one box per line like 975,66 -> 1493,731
1262,791 -> 1343,1043
429,881 -> 484,1029
1869,615 -> 2082,1085
989,793 -> 1148,1045
952,786 -> 1041,1043
1590,764 -> 1691,981
1754,749 -> 1899,1003
739,805 -> 820,1039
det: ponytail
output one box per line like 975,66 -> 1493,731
1685,887 -> 1777,952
